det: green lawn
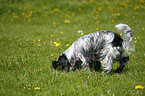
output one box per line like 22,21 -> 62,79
0,0 -> 145,95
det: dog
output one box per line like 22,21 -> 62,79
52,24 -> 135,74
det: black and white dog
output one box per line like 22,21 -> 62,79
52,24 -> 135,74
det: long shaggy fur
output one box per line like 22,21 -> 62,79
52,24 -> 135,74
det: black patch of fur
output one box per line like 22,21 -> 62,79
73,59 -> 82,71
115,56 -> 129,73
52,54 -> 71,72
112,32 -> 123,47
89,60 -> 101,71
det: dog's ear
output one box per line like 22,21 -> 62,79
52,61 -> 58,69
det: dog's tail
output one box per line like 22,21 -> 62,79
115,23 -> 135,54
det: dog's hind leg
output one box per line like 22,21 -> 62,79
115,54 -> 129,73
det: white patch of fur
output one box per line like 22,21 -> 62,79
115,23 -> 135,54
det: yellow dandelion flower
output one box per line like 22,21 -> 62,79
135,85 -> 144,89
38,44 -> 41,46
36,69 -> 37,71
32,35 -> 35,37
95,17 -> 98,20
55,43 -> 60,47
54,42 -> 60,47
97,20 -> 100,23
81,33 -> 84,35
76,18 -> 79,21
72,13 -> 74,16
74,40 -> 76,42
34,87 -> 40,90
46,11 -> 49,14
96,28 -> 99,30
142,28 -> 144,30
53,22 -> 56,25
101,62 -> 103,64
26,39 -> 29,41
26,15 -> 29,18
34,40 -> 35,42
50,41 -> 52,43
137,36 -> 139,39
64,20 -> 70,23
38,39 -> 40,41
98,7 -> 101,11
28,18 -> 31,22
57,39 -> 59,41
112,20 -> 115,22
134,40 -> 137,43
51,54 -> 54,56
120,34 -> 122,36
11,18 -> 13,21
51,35 -> 53,37
66,44 -> 69,46
117,13 -> 120,16
133,16 -> 135,19
134,37 -> 137,40
60,31 -> 63,34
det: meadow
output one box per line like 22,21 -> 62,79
0,0 -> 145,95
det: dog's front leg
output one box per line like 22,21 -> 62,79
102,56 -> 113,74
115,55 -> 129,73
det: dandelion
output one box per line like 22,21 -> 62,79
26,39 -> 29,41
97,20 -> 100,23
135,85 -> 144,89
50,41 -> 52,43
34,87 -> 40,90
133,16 -> 135,19
51,35 -> 53,37
96,28 -> 99,30
51,54 -> 54,56
66,44 -> 69,46
81,33 -> 84,35
134,37 -> 137,40
10,18 -> 13,21
60,31 -> 63,34
142,28 -> 144,30
38,39 -> 40,41
54,42 -> 60,47
36,70 -> 37,71
98,7 -> 101,11
38,44 -> 41,46
53,22 -> 56,25
117,13 -> 120,16
112,20 -> 115,22
76,18 -> 79,21
137,36 -> 139,39
32,35 -> 35,37
34,40 -> 35,42
134,40 -> 137,43
64,20 -> 70,23
86,21 -> 89,24
28,18 -> 31,22
120,34 -> 122,36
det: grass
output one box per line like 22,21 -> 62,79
0,0 -> 145,95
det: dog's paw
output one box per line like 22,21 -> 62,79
115,69 -> 123,73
